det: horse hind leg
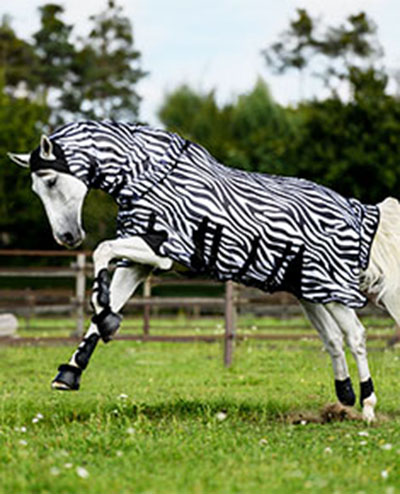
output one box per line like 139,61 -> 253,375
325,303 -> 377,423
300,300 -> 355,407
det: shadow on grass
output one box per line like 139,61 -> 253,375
50,397 -> 400,427
51,397 -> 291,425
2,395 -> 397,428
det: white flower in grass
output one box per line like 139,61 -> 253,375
259,438 -> 268,446
324,447 -> 332,454
32,413 -> 44,423
381,469 -> 389,480
50,467 -> 60,476
118,393 -> 128,400
18,439 -> 28,446
126,427 -> 135,435
216,412 -> 227,421
116,450 -> 123,457
381,444 -> 393,451
358,431 -> 369,437
359,441 -> 368,446
76,466 -> 89,479
64,463 -> 73,469
14,426 -> 27,433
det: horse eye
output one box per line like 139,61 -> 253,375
46,177 -> 57,188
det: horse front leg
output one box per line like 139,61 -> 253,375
52,264 -> 151,390
52,236 -> 172,391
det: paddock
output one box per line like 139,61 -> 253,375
1,250 -> 400,493
0,336 -> 399,493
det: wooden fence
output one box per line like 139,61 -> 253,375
0,250 -> 395,365
0,250 -> 258,365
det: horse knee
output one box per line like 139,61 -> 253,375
326,340 -> 344,358
93,241 -> 113,268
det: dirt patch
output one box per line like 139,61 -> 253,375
287,402 -> 364,425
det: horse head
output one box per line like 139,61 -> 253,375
8,134 -> 87,248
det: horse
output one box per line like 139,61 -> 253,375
9,120 -> 400,422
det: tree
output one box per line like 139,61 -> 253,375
158,85 -> 233,160
0,72 -> 50,248
159,79 -> 298,175
263,9 -> 383,97
229,79 -> 297,174
0,16 -> 39,96
32,3 -> 75,113
61,0 -> 146,120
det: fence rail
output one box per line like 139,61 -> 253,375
0,250 -> 395,365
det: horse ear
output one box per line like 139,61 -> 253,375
40,134 -> 56,160
7,153 -> 31,168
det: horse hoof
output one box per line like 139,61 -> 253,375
361,392 -> 377,424
51,364 -> 82,391
362,405 -> 376,424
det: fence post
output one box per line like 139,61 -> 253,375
224,280 -> 237,367
74,253 -> 86,337
143,275 -> 152,336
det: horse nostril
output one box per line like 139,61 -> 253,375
61,232 -> 74,244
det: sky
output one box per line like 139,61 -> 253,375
3,0 -> 400,124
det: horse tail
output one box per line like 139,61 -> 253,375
362,197 -> 400,323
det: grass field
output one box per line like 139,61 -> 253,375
0,331 -> 400,493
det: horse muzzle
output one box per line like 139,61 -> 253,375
55,229 -> 85,249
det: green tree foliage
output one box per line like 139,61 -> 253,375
229,79 -> 297,174
0,1 -> 146,123
0,16 -> 39,94
61,0 -> 146,120
288,69 -> 400,203
32,3 -> 75,114
0,73 -> 50,248
263,9 -> 382,92
159,79 -> 297,175
158,85 -> 233,160
262,9 -> 400,203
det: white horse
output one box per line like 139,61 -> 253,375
9,127 -> 400,423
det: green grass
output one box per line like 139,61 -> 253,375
18,313 -> 397,339
0,336 -> 400,493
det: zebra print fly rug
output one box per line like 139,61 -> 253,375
47,121 -> 380,308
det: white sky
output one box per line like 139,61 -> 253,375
3,0 -> 400,124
